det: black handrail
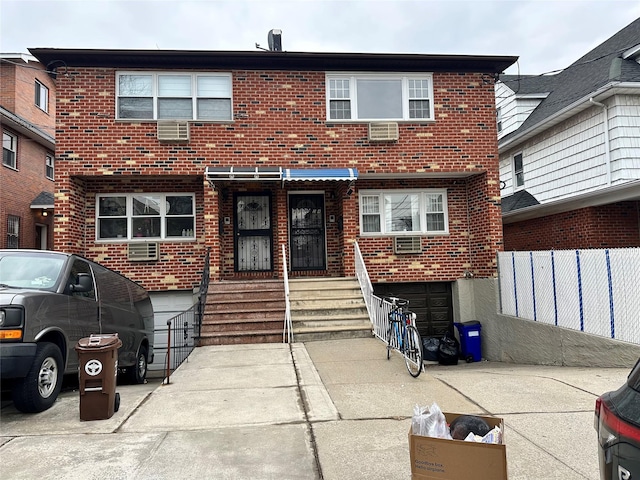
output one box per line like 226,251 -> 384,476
163,247 -> 210,384
196,247 -> 211,339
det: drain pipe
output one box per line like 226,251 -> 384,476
590,97 -> 612,186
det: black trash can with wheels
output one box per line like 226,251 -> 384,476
75,333 -> 122,421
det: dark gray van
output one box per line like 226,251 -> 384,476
0,250 -> 154,413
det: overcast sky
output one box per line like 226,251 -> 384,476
1,0 -> 639,75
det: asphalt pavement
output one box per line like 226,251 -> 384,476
0,337 -> 632,479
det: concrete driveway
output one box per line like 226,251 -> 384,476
0,337 -> 630,479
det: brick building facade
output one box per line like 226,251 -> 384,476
30,48 -> 515,333
503,201 -> 640,251
1,54 -> 56,250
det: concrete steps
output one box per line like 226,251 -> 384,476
196,277 -> 374,345
289,277 -> 373,342
196,280 -> 285,346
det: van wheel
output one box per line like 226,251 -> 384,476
12,343 -> 64,413
127,346 -> 147,384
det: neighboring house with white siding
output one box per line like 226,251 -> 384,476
496,18 -> 640,250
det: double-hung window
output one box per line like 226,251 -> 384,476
327,74 -> 434,121
35,80 -> 48,112
359,190 -> 448,235
513,153 -> 524,188
96,193 -> 195,240
45,154 -> 54,180
117,72 -> 232,121
3,131 -> 17,169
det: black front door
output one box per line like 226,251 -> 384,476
234,193 -> 273,272
289,194 -> 326,271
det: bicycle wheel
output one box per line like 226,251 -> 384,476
386,321 -> 394,360
403,325 -> 423,377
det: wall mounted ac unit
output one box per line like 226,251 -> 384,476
157,121 -> 189,142
128,242 -> 159,261
393,236 -> 421,254
368,122 -> 399,142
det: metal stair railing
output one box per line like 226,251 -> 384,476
354,241 -> 388,340
282,244 -> 292,343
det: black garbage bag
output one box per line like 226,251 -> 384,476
449,415 -> 491,440
437,333 -> 459,365
422,337 -> 440,362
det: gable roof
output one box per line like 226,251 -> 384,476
499,73 -> 559,96
499,17 -> 640,149
29,48 -> 517,74
30,191 -> 54,209
500,189 -> 539,213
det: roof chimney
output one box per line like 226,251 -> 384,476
268,29 -> 282,52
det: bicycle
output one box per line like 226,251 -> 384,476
383,296 -> 423,377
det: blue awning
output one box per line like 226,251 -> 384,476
283,168 -> 358,182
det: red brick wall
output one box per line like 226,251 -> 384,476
0,129 -> 54,248
52,67 -> 503,290
0,61 -> 17,111
0,59 -> 56,134
1,59 -> 55,249
503,202 -> 640,250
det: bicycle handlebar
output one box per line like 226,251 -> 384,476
381,296 -> 409,307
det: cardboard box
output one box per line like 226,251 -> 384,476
409,412 -> 507,480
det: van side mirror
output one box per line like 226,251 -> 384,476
71,273 -> 93,293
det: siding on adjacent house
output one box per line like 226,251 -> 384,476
610,95 -> 640,182
500,105 -> 607,201
495,82 -> 517,138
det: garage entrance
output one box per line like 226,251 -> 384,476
373,282 -> 453,338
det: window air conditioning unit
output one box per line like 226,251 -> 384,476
394,236 -> 421,254
157,121 -> 189,142
128,242 -> 159,261
368,122 -> 399,142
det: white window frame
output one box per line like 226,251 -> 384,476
358,189 -> 449,236
116,71 -> 233,121
513,152 -> 524,189
326,73 -> 434,122
45,153 -> 54,180
3,130 -> 17,169
35,80 -> 48,112
496,107 -> 503,133
96,193 -> 196,241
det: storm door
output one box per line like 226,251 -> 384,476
234,193 -> 273,272
289,193 -> 326,271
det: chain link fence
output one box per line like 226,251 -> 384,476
498,248 -> 640,345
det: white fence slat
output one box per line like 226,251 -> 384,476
553,251 -> 582,332
498,248 -> 640,346
499,252 -> 517,316
531,252 -> 556,325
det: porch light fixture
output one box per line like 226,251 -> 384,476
41,209 -> 48,217
345,181 -> 355,197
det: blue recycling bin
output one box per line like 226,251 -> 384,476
454,321 -> 482,363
